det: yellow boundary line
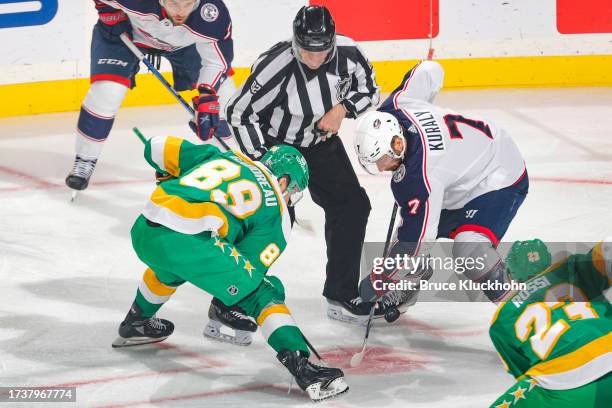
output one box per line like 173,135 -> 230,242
1,55 -> 611,118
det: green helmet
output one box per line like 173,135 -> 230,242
505,239 -> 552,282
261,145 -> 309,193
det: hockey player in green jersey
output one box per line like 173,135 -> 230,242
112,135 -> 348,402
489,239 -> 612,408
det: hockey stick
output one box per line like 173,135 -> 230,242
119,33 -> 230,151
350,201 -> 398,367
350,4 -> 435,366
132,127 -> 147,144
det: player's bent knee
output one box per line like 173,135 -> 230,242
83,80 -> 128,117
452,231 -> 499,280
236,276 -> 287,318
452,231 -> 510,301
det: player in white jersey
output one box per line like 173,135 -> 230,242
354,61 -> 529,306
66,0 -> 235,192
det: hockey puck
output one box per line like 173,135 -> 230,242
384,307 -> 401,323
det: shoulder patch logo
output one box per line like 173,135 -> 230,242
336,76 -> 352,101
392,164 -> 406,183
250,79 -> 262,95
201,3 -> 219,22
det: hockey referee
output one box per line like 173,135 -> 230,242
226,6 -> 381,323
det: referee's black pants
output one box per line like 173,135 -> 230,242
290,137 -> 371,301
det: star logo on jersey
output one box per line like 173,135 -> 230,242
336,76 -> 352,101
243,260 -> 255,277
214,238 -> 226,252
201,3 -> 219,22
494,401 -> 511,408
230,247 -> 241,264
510,386 -> 526,402
527,378 -> 538,391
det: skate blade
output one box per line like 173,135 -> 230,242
111,335 -> 168,348
306,377 -> 349,402
203,320 -> 252,346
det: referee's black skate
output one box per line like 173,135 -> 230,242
277,350 -> 349,402
326,296 -> 385,325
112,302 -> 174,348
203,297 -> 256,346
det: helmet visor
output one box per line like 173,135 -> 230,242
293,38 -> 336,68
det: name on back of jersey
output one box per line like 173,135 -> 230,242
233,155 -> 278,207
510,275 -> 552,308
414,111 -> 445,152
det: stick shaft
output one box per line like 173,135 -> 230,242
119,34 -> 230,151
132,127 -> 147,144
120,34 -> 194,115
357,202 -> 399,359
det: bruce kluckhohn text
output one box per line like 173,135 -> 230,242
371,254 -> 527,293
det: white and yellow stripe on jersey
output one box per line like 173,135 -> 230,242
143,185 -> 229,236
149,135 -> 184,177
523,333 -> 612,390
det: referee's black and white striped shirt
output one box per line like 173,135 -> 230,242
226,35 -> 380,159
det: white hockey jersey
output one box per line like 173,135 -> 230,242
99,0 -> 232,87
379,61 -> 526,247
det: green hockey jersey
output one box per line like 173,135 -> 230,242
141,135 -> 291,274
489,242 -> 612,390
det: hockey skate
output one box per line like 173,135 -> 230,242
66,155 -> 97,200
278,350 -> 348,402
203,297 -> 257,346
112,303 -> 174,348
376,289 -> 419,323
326,296 -> 385,326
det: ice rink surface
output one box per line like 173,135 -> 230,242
1,88 -> 611,407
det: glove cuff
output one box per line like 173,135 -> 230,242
99,11 -> 128,25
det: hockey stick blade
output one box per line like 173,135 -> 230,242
349,304 -> 376,367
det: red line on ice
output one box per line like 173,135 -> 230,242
359,173 -> 612,186
43,343 -> 224,388
399,315 -> 485,337
0,165 -> 61,189
531,176 -> 612,185
0,178 -> 149,192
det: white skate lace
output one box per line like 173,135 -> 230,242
230,310 -> 248,319
147,318 -> 166,331
349,297 -> 363,305
71,156 -> 97,179
381,290 -> 408,307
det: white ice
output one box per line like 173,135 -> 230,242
0,88 -> 611,408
